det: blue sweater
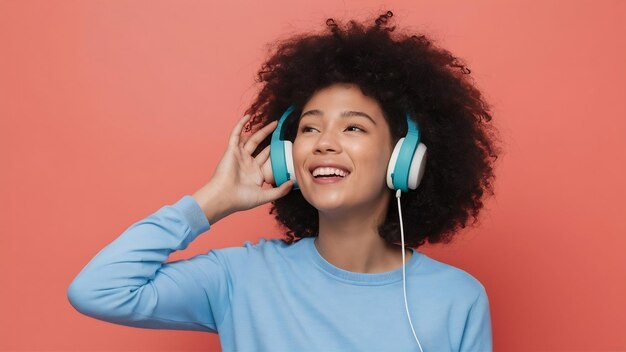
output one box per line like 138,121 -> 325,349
67,195 -> 492,352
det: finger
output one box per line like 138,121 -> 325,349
243,120 -> 278,155
260,180 -> 293,204
229,114 -> 251,148
258,147 -> 275,185
238,117 -> 269,147
254,145 -> 271,167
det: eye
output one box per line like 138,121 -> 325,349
300,126 -> 317,133
345,125 -> 365,132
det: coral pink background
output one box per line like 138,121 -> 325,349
1,1 -> 624,351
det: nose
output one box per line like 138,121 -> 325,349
313,129 -> 342,154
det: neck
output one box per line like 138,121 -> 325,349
314,191 -> 412,273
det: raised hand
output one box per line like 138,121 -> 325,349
192,114 -> 294,224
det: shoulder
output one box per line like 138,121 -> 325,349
206,237 -> 302,286
210,237 -> 300,269
414,252 -> 487,303
216,237 -> 294,257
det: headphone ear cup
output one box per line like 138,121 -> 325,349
387,140 -> 427,191
407,143 -> 427,190
387,138 -> 405,190
283,141 -> 299,189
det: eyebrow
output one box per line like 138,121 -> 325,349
299,109 -> 377,125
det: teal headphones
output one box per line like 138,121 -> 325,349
270,105 -> 427,192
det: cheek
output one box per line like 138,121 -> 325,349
291,138 -> 309,176
291,138 -> 303,162
347,144 -> 390,178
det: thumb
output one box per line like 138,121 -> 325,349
261,180 -> 294,203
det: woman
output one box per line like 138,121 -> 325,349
68,11 -> 501,352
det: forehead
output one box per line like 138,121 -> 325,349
300,83 -> 385,123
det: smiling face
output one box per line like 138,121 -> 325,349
293,83 -> 395,216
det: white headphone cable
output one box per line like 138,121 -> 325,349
396,189 -> 425,352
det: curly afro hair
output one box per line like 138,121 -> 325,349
243,10 -> 502,248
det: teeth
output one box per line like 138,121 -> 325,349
312,167 -> 349,177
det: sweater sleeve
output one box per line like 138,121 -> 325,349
67,195 -> 230,333
459,287 -> 493,352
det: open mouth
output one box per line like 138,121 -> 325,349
310,167 -> 351,183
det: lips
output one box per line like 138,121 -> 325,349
311,167 -> 348,178
307,163 -> 351,185
308,163 -> 352,175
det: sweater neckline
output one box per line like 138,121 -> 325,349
303,237 -> 423,285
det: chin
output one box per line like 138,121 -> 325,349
302,193 -> 347,211
314,201 -> 347,210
